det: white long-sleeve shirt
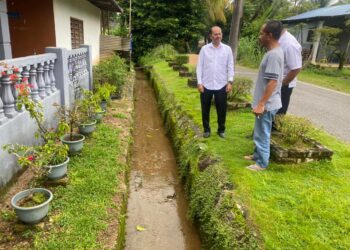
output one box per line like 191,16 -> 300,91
196,42 -> 234,90
278,31 -> 302,88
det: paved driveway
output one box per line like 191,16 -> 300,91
235,65 -> 350,144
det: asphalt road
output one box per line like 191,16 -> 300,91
235,65 -> 350,144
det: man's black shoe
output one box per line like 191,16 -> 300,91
203,132 -> 211,138
218,132 -> 225,138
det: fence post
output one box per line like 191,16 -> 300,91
80,44 -> 93,90
0,0 -> 12,59
45,47 -> 71,106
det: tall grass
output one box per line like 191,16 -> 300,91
237,36 -> 264,68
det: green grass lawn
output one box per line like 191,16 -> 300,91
154,61 -> 350,249
238,61 -> 350,94
298,68 -> 350,94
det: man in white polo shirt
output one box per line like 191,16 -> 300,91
277,28 -> 302,115
196,26 -> 234,138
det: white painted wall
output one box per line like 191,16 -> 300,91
53,0 -> 100,64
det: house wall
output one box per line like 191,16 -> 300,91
7,0 -> 56,57
289,20 -> 350,63
53,0 -> 100,64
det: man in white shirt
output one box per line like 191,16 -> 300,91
277,29 -> 302,115
196,26 -> 234,138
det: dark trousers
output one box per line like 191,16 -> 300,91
277,85 -> 294,115
200,86 -> 227,133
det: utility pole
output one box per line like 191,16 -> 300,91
129,0 -> 132,68
228,0 -> 244,63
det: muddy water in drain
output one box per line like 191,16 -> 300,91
125,71 -> 201,250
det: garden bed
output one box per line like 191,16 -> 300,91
187,77 -> 197,88
227,101 -> 251,110
271,133 -> 333,163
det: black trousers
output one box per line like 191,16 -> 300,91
277,85 -> 294,115
200,86 -> 227,133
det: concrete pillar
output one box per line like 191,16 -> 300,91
80,44 -> 93,90
45,47 -> 70,106
311,20 -> 325,64
0,0 -> 12,59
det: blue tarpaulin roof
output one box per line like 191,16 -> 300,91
283,4 -> 350,24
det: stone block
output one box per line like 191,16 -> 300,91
227,101 -> 251,110
270,134 -> 333,164
187,78 -> 197,88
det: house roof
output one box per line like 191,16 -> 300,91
283,4 -> 350,24
88,0 -> 123,12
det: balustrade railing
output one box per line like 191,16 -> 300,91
0,45 -> 92,127
0,54 -> 57,125
68,48 -> 89,86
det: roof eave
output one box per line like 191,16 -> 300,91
88,0 -> 123,13
282,15 -> 350,24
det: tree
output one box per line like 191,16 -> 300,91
204,0 -> 232,24
131,0 -> 205,60
315,26 -> 342,65
228,0 -> 244,62
333,19 -> 350,70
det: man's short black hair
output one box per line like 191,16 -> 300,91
264,20 -> 283,40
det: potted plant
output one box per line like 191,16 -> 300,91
1,81 -> 66,223
94,83 -> 117,111
57,103 -> 85,154
77,89 -> 98,135
94,107 -> 106,123
11,188 -> 53,224
3,81 -> 69,180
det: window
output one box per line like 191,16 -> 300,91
70,18 -> 84,49
306,29 -> 315,43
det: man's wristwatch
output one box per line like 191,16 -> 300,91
228,81 -> 233,85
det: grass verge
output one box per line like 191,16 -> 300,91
298,67 -> 350,94
237,62 -> 350,94
150,61 -> 350,249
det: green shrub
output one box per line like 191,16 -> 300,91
93,55 -> 128,95
237,36 -> 264,68
174,54 -> 189,65
109,26 -> 129,37
94,83 -> 117,102
274,115 -> 312,144
139,44 -> 178,66
228,76 -> 253,102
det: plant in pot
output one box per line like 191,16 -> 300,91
77,89 -> 98,135
94,83 -> 117,111
6,81 -> 69,179
2,82 -> 67,224
57,102 -> 85,155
